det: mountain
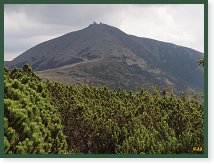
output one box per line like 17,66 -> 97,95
4,61 -> 11,67
7,23 -> 204,92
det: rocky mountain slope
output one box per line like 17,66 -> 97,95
7,23 -> 204,92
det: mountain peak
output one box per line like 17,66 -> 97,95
88,22 -> 107,27
87,22 -> 122,32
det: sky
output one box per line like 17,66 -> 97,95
4,4 -> 204,61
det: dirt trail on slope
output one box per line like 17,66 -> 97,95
60,58 -> 102,69
37,57 -> 102,73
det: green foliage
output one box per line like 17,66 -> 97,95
4,66 -> 67,154
198,59 -> 204,66
4,65 -> 204,154
47,83 -> 204,154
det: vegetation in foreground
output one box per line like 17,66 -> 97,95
4,65 -> 204,154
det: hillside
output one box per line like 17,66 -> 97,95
7,23 -> 204,92
4,65 -> 204,154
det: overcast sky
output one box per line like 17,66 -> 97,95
4,4 -> 204,61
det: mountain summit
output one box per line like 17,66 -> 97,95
7,23 -> 204,92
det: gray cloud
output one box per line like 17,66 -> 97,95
4,4 -> 204,61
